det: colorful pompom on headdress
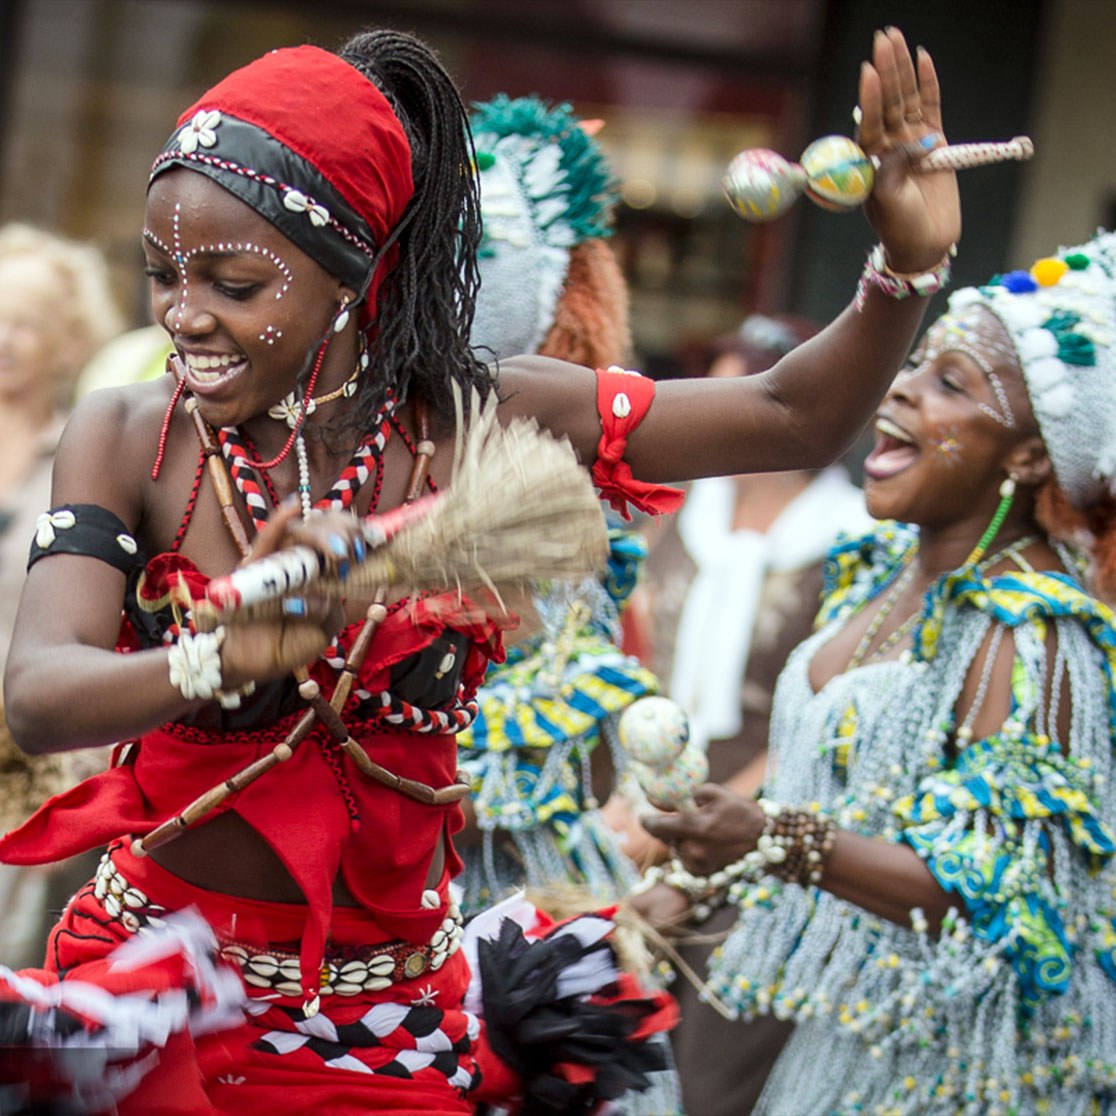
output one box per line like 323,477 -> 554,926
470,95 -> 620,361
949,230 -> 1116,508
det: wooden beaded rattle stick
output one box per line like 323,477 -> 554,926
722,134 -> 1035,222
617,695 -> 707,812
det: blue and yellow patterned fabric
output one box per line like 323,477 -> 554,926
455,523 -> 658,914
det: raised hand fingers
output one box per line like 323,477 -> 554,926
857,28 -> 941,156
873,28 -> 907,135
889,28 -> 923,126
915,45 -> 942,130
856,58 -> 883,152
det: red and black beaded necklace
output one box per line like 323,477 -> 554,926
216,394 -> 397,533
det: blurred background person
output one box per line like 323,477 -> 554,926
647,314 -> 871,793
0,221 -> 124,967
458,94 -> 681,1115
74,322 -> 171,399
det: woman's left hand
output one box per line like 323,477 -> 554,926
858,27 -> 961,273
217,500 -> 361,686
640,784 -> 766,877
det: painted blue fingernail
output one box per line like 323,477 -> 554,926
283,597 -> 307,617
919,132 -> 941,150
353,538 -> 365,561
329,534 -> 348,557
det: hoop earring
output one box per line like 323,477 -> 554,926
965,475 -> 1016,567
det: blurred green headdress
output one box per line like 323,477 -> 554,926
470,95 -> 618,359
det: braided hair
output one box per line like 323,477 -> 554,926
337,29 -> 496,430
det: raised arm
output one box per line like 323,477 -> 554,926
501,30 -> 960,482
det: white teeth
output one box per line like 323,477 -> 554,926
875,417 -> 914,444
183,352 -> 241,371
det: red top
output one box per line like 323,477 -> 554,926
0,554 -> 506,1003
1,382 -> 677,1002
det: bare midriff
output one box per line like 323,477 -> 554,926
149,810 -> 445,905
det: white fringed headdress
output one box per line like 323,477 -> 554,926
948,229 -> 1116,507
469,96 -> 617,361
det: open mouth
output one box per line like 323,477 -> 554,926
179,350 -> 249,392
863,415 -> 919,480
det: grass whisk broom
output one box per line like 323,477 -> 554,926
137,393 -> 608,858
202,389 -> 609,620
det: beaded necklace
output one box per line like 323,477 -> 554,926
846,563 -> 917,670
217,394 -> 396,532
847,533 -> 1040,670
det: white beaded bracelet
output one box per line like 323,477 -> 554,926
167,627 -> 254,709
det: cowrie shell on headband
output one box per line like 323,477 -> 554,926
177,110 -> 221,154
283,190 -> 331,227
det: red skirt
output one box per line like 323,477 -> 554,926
45,842 -> 480,1115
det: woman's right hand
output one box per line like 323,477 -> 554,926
641,784 -> 766,877
858,28 -> 960,273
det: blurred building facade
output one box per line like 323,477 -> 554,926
0,0 -> 1108,376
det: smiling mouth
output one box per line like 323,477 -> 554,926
863,415 -> 920,480
179,350 -> 248,389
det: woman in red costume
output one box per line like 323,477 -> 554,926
0,25 -> 957,1116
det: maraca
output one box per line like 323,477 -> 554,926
723,134 -> 1034,222
618,695 -> 707,811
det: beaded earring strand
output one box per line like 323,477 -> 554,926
964,475 -> 1016,567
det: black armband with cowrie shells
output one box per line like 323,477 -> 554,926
27,504 -> 144,575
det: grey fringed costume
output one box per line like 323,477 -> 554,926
708,523 -> 1116,1115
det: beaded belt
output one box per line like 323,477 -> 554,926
93,853 -> 464,997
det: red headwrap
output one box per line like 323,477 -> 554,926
151,45 -> 414,320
